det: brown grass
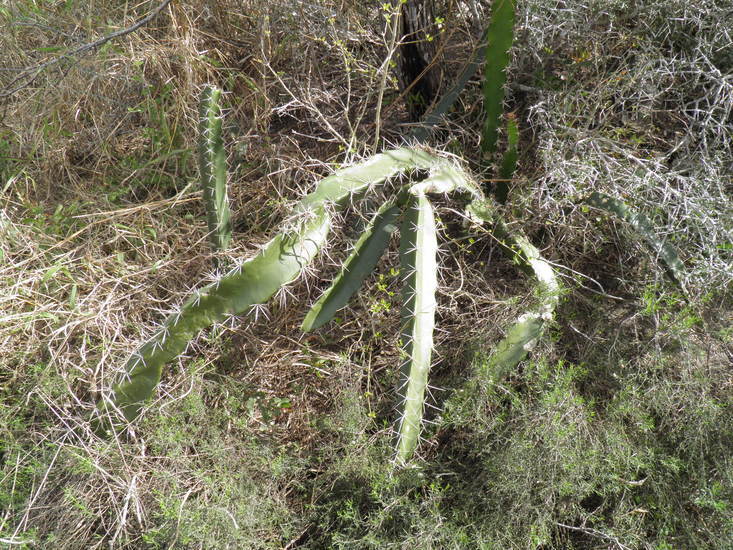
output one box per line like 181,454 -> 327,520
1,0 -> 731,547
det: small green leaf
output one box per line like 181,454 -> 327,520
41,262 -> 63,284
69,283 -> 78,310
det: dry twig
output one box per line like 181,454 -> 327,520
0,0 -> 172,99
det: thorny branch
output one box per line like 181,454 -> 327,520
0,0 -> 173,99
556,522 -> 632,550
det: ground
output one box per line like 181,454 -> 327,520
0,0 -> 731,548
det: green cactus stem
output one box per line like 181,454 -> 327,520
396,192 -> 439,462
198,85 -> 232,264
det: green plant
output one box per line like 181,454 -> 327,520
585,192 -> 685,288
198,85 -> 232,264
93,6 -> 685,466
410,0 -> 518,202
93,146 -> 561,463
481,0 -> 515,158
466,200 -> 559,383
410,0 -> 515,153
495,114 -> 518,204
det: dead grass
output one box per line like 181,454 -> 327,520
0,0 -> 731,548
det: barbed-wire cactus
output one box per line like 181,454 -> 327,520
93,1 -> 686,463
198,85 -> 232,266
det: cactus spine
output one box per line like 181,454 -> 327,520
198,85 -> 232,265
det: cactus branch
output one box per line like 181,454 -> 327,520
467,199 -> 559,382
585,192 -> 686,288
302,191 -> 408,332
396,192 -> 438,462
94,210 -> 331,430
198,85 -> 232,264
481,0 -> 515,157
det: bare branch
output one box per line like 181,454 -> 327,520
0,0 -> 172,99
556,522 -> 632,550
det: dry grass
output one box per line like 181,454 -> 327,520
1,0 -> 731,548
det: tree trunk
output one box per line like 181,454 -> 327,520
396,0 -> 440,121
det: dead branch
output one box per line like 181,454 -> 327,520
0,0 -> 173,100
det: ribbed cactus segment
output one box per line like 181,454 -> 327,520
410,162 -> 482,198
198,85 -> 231,262
467,199 -> 559,382
301,192 -> 406,332
482,0 -> 515,157
483,312 -> 546,380
586,192 -> 685,287
95,209 -> 330,427
483,231 -> 558,382
296,148 -> 438,213
396,191 -> 438,462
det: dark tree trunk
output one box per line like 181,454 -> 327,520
396,0 -> 440,121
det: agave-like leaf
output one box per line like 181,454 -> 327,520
482,0 -> 515,157
585,192 -> 685,287
95,209 -> 330,428
467,199 -> 559,382
297,148 -> 438,213
396,192 -> 438,462
198,85 -> 232,261
301,193 -> 406,332
495,115 -> 518,204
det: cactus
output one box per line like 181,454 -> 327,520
466,199 -> 559,382
95,143 -> 685,463
496,115 -> 519,204
481,0 -> 515,157
198,85 -> 232,265
94,149 -> 454,438
94,14 -> 685,463
586,192 -> 686,288
410,0 -> 517,166
301,194 -> 405,332
96,209 -> 330,427
94,141 -> 554,460
396,191 -> 438,462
